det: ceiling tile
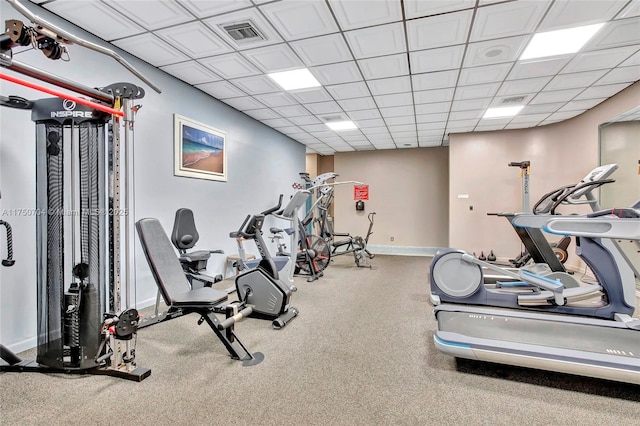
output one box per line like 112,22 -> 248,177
289,33 -> 353,66
596,66 -> 640,85
454,82 -> 500,100
108,0 -> 194,30
529,88 -> 583,104
416,112 -> 449,123
254,92 -> 297,107
359,54 -> 410,79
380,105 -> 414,118
230,75 -> 281,95
47,1 -> 144,41
417,121 -> 447,131
325,82 -> 371,100
356,119 -> 386,128
561,45 -> 640,73
538,0 -> 627,32
160,61 -> 221,84
617,1 -> 640,19
337,97 -> 378,111
241,43 -> 304,72
385,116 -> 416,125
410,45 -> 466,74
259,0 -> 339,41
621,50 -> 640,66
464,35 -> 529,67
507,57 -> 570,79
509,113 -> 549,124
545,70 -> 609,91
574,82 -> 631,100
586,18 -> 640,51
289,88 -> 334,103
312,62 -> 363,85
412,70 -> 459,90
367,76 -> 412,95
178,0 -> 253,17
155,22 -> 232,59
388,125 -> 417,133
404,0 -> 476,19
288,115 -> 322,125
113,33 -> 189,66
375,92 -> 414,108
451,98 -> 492,111
470,1 -> 550,42
360,127 -> 390,136
244,109 -> 281,120
522,102 -> 565,114
345,23 -> 406,59
199,53 -> 261,79
302,124 -> 332,132
558,98 -> 606,112
449,110 -> 482,121
261,118 -> 294,128
406,10 -> 473,51
204,8 -> 282,50
414,102 -> 451,114
347,109 -> 382,120
304,101 -> 343,115
196,80 -> 246,99
543,111 -> 583,123
497,76 -> 552,96
459,63 -> 512,86
329,0 -> 403,30
221,96 -> 265,110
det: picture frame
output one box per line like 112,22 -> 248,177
174,114 -> 227,182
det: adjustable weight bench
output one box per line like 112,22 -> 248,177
136,218 -> 264,366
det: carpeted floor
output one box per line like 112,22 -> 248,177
0,255 -> 638,425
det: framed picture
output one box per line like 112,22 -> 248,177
174,114 -> 227,182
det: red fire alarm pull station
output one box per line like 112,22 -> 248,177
354,185 -> 369,201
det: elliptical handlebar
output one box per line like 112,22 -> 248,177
534,179 -> 615,215
261,195 -> 283,216
230,215 -> 252,239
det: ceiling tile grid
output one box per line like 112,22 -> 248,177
36,0 -> 640,155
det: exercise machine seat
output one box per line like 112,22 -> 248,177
137,218 -> 227,308
171,208 -> 211,262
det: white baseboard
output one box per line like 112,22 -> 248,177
367,245 -> 440,257
5,336 -> 37,354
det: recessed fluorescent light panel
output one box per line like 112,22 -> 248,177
483,106 -> 524,119
326,121 -> 357,131
267,68 -> 321,91
520,23 -> 605,60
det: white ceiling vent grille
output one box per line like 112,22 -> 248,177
221,20 -> 265,45
501,96 -> 527,105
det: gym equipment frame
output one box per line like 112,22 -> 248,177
0,0 -> 160,381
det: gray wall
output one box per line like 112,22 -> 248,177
0,1 -> 305,351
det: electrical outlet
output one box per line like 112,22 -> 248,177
390,236 -> 394,241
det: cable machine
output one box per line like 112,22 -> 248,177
0,0 -> 161,381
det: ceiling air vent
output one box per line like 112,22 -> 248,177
221,20 -> 265,44
501,96 -> 527,105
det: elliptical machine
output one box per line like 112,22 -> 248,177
430,165 -> 640,384
232,199 -> 300,329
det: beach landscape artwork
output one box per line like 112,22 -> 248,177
174,115 -> 227,182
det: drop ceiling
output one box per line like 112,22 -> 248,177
29,0 -> 640,154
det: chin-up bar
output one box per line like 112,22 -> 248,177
0,72 -> 124,117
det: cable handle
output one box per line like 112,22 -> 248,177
0,220 -> 15,267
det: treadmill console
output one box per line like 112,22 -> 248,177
571,163 -> 618,199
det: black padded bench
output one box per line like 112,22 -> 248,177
136,217 -> 263,366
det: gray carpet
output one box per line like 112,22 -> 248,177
1,255 -> 638,425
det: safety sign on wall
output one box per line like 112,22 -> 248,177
354,184 -> 369,201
